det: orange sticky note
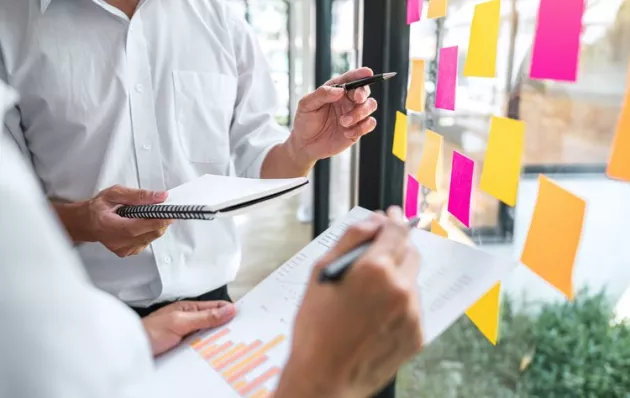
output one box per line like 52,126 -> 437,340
406,60 -> 425,112
520,176 -> 586,300
428,0 -> 448,19
416,130 -> 443,191
393,111 -> 408,161
466,283 -> 501,345
607,65 -> 630,181
430,220 -> 448,238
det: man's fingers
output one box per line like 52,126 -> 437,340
119,218 -> 174,237
172,304 -> 238,335
346,85 -> 371,105
298,85 -> 345,113
178,300 -> 233,312
328,67 -> 374,86
364,206 -> 409,266
104,185 -> 168,206
340,98 -> 378,128
343,117 -> 377,140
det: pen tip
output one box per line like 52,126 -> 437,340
383,72 -> 397,80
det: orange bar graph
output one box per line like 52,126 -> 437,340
214,340 -> 263,371
238,367 -> 281,396
250,388 -> 270,398
191,328 -> 230,351
211,343 -> 246,368
203,341 -> 233,360
232,380 -> 248,390
226,355 -> 268,384
223,335 -> 285,380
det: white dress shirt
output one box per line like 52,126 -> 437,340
0,82 -> 160,398
0,0 -> 289,306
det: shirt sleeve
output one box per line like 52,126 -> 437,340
0,83 -> 161,398
226,8 -> 290,179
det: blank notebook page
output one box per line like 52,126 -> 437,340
157,175 -> 307,211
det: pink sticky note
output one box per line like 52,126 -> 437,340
448,151 -> 474,227
529,0 -> 584,82
435,46 -> 458,110
407,0 -> 422,24
405,174 -> 420,219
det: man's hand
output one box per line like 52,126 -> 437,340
261,68 -> 378,178
142,301 -> 237,356
290,67 -> 377,164
52,185 -> 174,257
276,207 -> 422,398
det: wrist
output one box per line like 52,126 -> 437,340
51,200 -> 97,243
284,135 -> 316,176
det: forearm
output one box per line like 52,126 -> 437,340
260,139 -> 315,179
51,200 -> 96,243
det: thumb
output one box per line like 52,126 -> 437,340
298,85 -> 345,113
105,185 -> 168,206
175,304 -> 238,335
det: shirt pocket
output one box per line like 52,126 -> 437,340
172,71 -> 237,164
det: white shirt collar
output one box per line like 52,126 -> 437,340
41,0 -> 53,13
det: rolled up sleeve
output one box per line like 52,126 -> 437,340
227,10 -> 290,179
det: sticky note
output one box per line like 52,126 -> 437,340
447,151 -> 474,227
416,130 -> 443,191
407,0 -> 422,24
520,176 -> 586,300
529,0 -> 584,82
435,46 -> 458,111
428,0 -> 448,19
480,116 -> 525,207
392,111 -> 408,161
405,175 -> 420,219
466,283 -> 501,345
463,0 -> 501,78
607,65 -> 630,181
430,220 -> 448,238
406,59 -> 425,112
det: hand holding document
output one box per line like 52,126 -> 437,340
154,207 -> 517,397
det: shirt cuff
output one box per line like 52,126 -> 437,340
241,137 -> 287,179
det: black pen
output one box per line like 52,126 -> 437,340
318,216 -> 421,283
333,72 -> 397,91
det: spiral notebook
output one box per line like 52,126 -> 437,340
117,174 -> 309,220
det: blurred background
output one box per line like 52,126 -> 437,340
226,0 -> 630,396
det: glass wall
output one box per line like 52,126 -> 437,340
400,0 -> 630,396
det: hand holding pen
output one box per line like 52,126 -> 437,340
318,207 -> 420,283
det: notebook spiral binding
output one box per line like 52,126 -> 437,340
116,205 -> 214,220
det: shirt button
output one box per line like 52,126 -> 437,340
135,84 -> 144,93
142,143 -> 151,150
163,256 -> 172,264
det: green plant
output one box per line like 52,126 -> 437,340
397,289 -> 630,398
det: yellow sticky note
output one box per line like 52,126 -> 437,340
520,176 -> 586,300
393,111 -> 408,161
430,220 -> 448,238
480,116 -> 525,207
466,283 -> 501,345
406,60 -> 425,112
416,130 -> 443,191
428,0 -> 448,19
463,0 -> 501,77
607,64 -> 630,181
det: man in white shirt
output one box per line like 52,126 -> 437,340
0,0 -> 379,314
0,81 -> 423,398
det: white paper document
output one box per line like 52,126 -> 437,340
154,207 -> 517,397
